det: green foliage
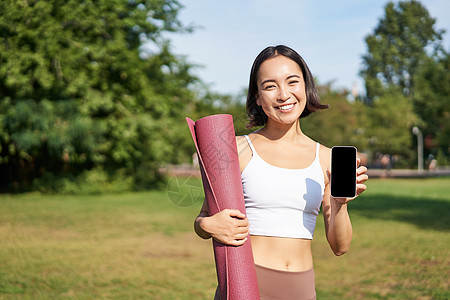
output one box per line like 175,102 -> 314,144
365,91 -> 420,155
302,84 -> 368,150
413,54 -> 450,157
360,0 -> 449,164
304,83 -> 422,166
0,0 -> 204,192
360,0 -> 444,99
2,0 -> 448,193
31,167 -> 134,195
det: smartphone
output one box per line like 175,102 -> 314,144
331,146 -> 357,198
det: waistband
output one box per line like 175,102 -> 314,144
254,264 -> 316,300
255,263 -> 314,274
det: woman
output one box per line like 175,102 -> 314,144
194,45 -> 368,300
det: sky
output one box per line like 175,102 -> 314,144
162,0 -> 450,98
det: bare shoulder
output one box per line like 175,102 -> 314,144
319,144 -> 331,165
235,135 -> 247,148
235,135 -> 252,173
236,136 -> 249,156
319,144 -> 331,183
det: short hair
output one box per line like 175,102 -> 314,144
246,45 -> 329,128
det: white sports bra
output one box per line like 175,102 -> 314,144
241,135 -> 325,239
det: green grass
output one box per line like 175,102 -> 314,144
313,177 -> 450,299
0,177 -> 449,299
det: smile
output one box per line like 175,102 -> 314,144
276,103 -> 295,111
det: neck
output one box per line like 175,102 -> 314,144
260,118 -> 304,142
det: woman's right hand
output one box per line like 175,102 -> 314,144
200,209 -> 250,246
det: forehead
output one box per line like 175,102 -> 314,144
257,55 -> 302,80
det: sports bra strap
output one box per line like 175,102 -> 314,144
244,135 -> 256,154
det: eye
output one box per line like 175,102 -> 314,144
263,84 -> 276,91
288,80 -> 299,85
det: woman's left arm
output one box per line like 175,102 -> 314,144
322,156 -> 368,256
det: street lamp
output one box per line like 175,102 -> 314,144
412,126 -> 424,173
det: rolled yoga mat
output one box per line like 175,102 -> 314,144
186,114 -> 259,300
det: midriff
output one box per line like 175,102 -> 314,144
250,235 -> 313,272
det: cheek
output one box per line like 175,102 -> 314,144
293,84 -> 306,96
293,88 -> 307,103
258,97 -> 274,111
256,92 -> 270,107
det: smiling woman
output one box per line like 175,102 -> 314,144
256,56 -> 308,125
193,45 -> 369,300
246,46 -> 328,129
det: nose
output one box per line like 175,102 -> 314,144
277,84 -> 290,101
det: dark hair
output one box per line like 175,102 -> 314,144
246,45 -> 329,128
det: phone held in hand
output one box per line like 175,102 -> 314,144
330,146 -> 357,198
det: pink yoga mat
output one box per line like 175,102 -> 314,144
186,114 -> 259,300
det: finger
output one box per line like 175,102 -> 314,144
356,184 -> 367,195
236,226 -> 250,235
356,157 -> 361,167
357,166 -> 368,175
228,209 -> 246,219
229,237 -> 248,247
235,218 -> 249,227
357,174 -> 369,184
234,232 -> 249,240
233,224 -> 247,234
357,183 -> 367,190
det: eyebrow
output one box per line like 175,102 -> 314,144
260,74 -> 302,86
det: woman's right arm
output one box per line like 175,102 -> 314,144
194,200 -> 213,239
195,135 -> 251,246
194,200 -> 250,246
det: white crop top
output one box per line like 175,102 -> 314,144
241,135 -> 325,239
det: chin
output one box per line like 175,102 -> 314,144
283,118 -> 300,125
280,111 -> 303,123
271,115 -> 300,126
265,106 -> 305,125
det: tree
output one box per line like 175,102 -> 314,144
302,82 -> 367,151
0,0 -> 199,192
359,0 -> 449,166
360,0 -> 444,100
413,52 -> 450,162
303,82 -> 421,168
365,91 -> 420,159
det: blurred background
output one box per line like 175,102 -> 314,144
1,0 -> 449,193
0,1 -> 449,299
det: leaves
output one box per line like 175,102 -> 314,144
0,0 -> 199,192
360,0 -> 449,163
360,0 -> 444,99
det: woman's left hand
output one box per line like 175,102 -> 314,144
328,158 -> 368,204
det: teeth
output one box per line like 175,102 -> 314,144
278,104 -> 294,110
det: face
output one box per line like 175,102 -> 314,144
256,55 -> 307,126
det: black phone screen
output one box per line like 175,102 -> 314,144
331,146 -> 357,198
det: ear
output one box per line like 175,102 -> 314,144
255,94 -> 261,106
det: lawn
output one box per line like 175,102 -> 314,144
0,177 -> 448,299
